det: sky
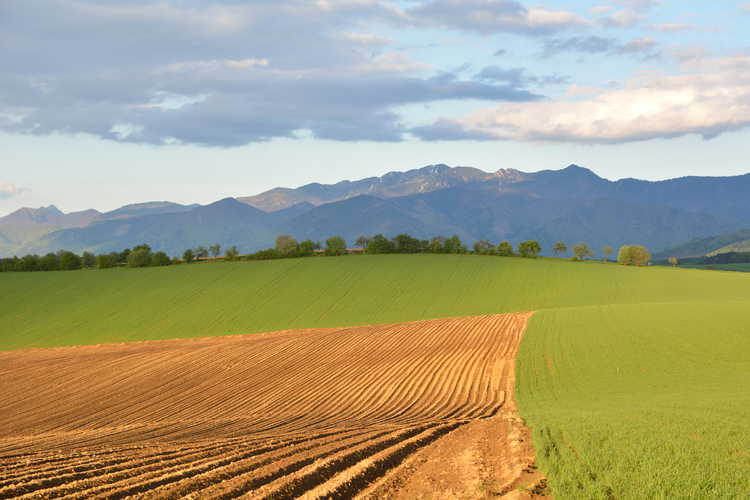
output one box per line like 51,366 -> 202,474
2,0 -> 750,215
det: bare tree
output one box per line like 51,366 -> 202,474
602,246 -> 613,262
552,241 -> 568,258
209,243 -> 221,258
572,242 -> 594,261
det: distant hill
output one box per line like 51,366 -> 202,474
707,238 -> 750,256
0,205 -> 101,228
651,229 -> 750,259
88,201 -> 200,224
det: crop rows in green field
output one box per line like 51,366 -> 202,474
2,254 -> 749,351
516,299 -> 750,498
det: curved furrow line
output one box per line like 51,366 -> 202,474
5,433 -> 324,500
138,428 -> 389,500
300,422 -> 465,500
0,439 -> 268,500
247,423 -> 446,500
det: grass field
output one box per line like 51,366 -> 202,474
2,255 -> 750,351
3,254 -> 750,498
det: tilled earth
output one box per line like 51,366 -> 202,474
0,313 -> 548,499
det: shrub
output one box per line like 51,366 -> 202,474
246,249 -> 280,260
151,251 -> 171,267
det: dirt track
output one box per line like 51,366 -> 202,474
0,313 -> 547,499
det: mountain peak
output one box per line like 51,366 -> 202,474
41,205 -> 64,215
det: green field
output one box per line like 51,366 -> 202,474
2,254 -> 750,498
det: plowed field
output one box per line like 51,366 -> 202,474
0,313 -> 545,499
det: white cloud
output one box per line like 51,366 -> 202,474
619,36 -> 658,54
588,6 -> 615,14
335,33 -> 398,46
738,2 -> 750,14
566,84 -> 599,97
0,182 -> 29,199
416,54 -> 750,144
646,23 -> 722,33
403,0 -> 589,35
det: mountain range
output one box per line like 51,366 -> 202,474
2,164 -> 749,258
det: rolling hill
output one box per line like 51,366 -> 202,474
651,228 -> 750,259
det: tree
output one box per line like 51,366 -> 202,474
59,251 -> 82,271
2,256 -> 19,272
194,245 -> 209,261
551,241 -> 568,258
618,245 -> 633,265
473,238 -> 493,254
133,243 -> 151,253
183,248 -> 195,263
96,254 -> 116,269
572,242 -> 594,261
631,245 -> 651,266
39,253 -> 58,271
151,251 -> 171,266
444,235 -> 466,254
82,251 -> 96,268
668,257 -> 678,267
428,235 -> 446,254
366,234 -> 394,254
297,239 -> 317,257
355,235 -> 371,251
224,245 -> 239,261
17,254 -> 40,272
209,243 -> 221,258
393,233 -> 421,253
275,235 -> 298,256
118,248 -> 131,263
602,246 -> 613,263
517,240 -> 542,258
325,236 -> 347,256
127,248 -> 151,268
495,241 -> 515,257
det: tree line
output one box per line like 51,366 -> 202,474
1,236 -> 653,272
696,251 -> 750,265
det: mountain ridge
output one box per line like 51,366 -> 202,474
2,164 -> 749,259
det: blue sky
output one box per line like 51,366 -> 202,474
2,0 -> 750,215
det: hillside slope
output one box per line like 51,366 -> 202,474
651,228 -> 750,259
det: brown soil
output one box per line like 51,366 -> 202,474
0,313 -> 549,499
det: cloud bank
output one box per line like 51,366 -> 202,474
0,0 -> 747,147
413,54 -> 750,144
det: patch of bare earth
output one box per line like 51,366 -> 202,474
0,313 -> 548,499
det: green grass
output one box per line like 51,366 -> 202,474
2,255 -> 749,351
3,254 -> 750,498
517,303 -> 750,499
